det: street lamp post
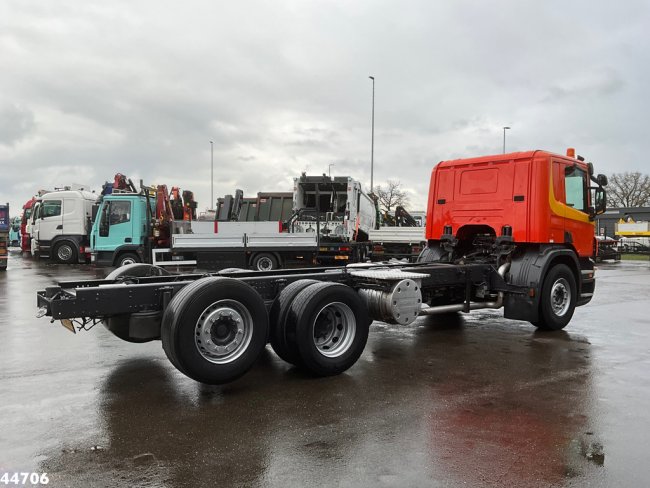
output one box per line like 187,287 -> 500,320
502,126 -> 510,154
210,140 -> 214,209
369,76 -> 375,193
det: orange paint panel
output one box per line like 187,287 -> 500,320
426,150 -> 595,257
459,168 -> 498,195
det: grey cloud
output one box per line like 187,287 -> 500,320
1,0 -> 649,214
0,104 -> 36,146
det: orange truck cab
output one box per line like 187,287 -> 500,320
420,148 -> 607,329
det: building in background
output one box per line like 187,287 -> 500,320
595,207 -> 650,238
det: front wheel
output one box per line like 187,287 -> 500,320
532,264 -> 577,331
115,252 -> 140,268
54,242 -> 78,264
417,244 -> 445,263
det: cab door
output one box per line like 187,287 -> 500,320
553,161 -> 593,256
93,200 -> 135,252
38,199 -> 63,244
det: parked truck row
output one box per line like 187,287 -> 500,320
37,148 -> 608,386
15,170 -> 427,271
0,203 -> 9,270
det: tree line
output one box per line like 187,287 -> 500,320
606,172 -> 650,208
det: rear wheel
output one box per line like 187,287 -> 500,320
532,264 -> 576,331
269,279 -> 320,365
288,282 -> 370,376
161,277 -> 268,384
54,242 -> 77,264
251,253 -> 278,271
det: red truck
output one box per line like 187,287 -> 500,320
20,197 -> 37,252
422,148 -> 606,330
0,203 -> 9,270
37,148 -> 606,385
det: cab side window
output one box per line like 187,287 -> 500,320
564,167 -> 587,212
109,201 -> 131,225
42,200 -> 62,218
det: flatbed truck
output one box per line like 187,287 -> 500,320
37,149 -> 607,385
92,174 -> 376,271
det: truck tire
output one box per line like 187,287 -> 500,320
533,264 -> 577,331
115,252 -> 140,268
161,277 -> 269,384
418,244 -> 445,263
102,264 -> 172,342
106,263 -> 171,280
269,279 -> 320,365
159,276 -> 209,375
54,241 -> 78,264
251,253 -> 278,271
287,282 -> 370,376
218,268 -> 248,274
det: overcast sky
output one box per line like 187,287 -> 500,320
1,0 -> 648,215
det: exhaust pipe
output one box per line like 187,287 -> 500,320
420,262 -> 510,316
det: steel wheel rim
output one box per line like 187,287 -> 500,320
57,245 -> 72,261
121,257 -> 136,266
550,278 -> 571,316
312,301 -> 356,358
257,257 -> 273,271
195,299 -> 253,364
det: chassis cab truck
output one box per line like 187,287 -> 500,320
421,148 -> 606,330
37,149 -> 607,386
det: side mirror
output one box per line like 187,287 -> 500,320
587,162 -> 594,176
594,187 -> 607,215
597,174 -> 608,187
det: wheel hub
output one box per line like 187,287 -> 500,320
195,300 -> 253,364
312,302 -> 356,358
257,257 -> 272,271
58,246 -> 72,261
550,278 -> 570,316
210,313 -> 238,344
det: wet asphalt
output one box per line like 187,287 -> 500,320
1,250 -> 650,487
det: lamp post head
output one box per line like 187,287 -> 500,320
369,76 -> 374,80
503,126 -> 510,130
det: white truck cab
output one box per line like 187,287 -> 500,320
32,189 -> 98,263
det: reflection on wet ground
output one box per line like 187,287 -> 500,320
0,252 -> 649,486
